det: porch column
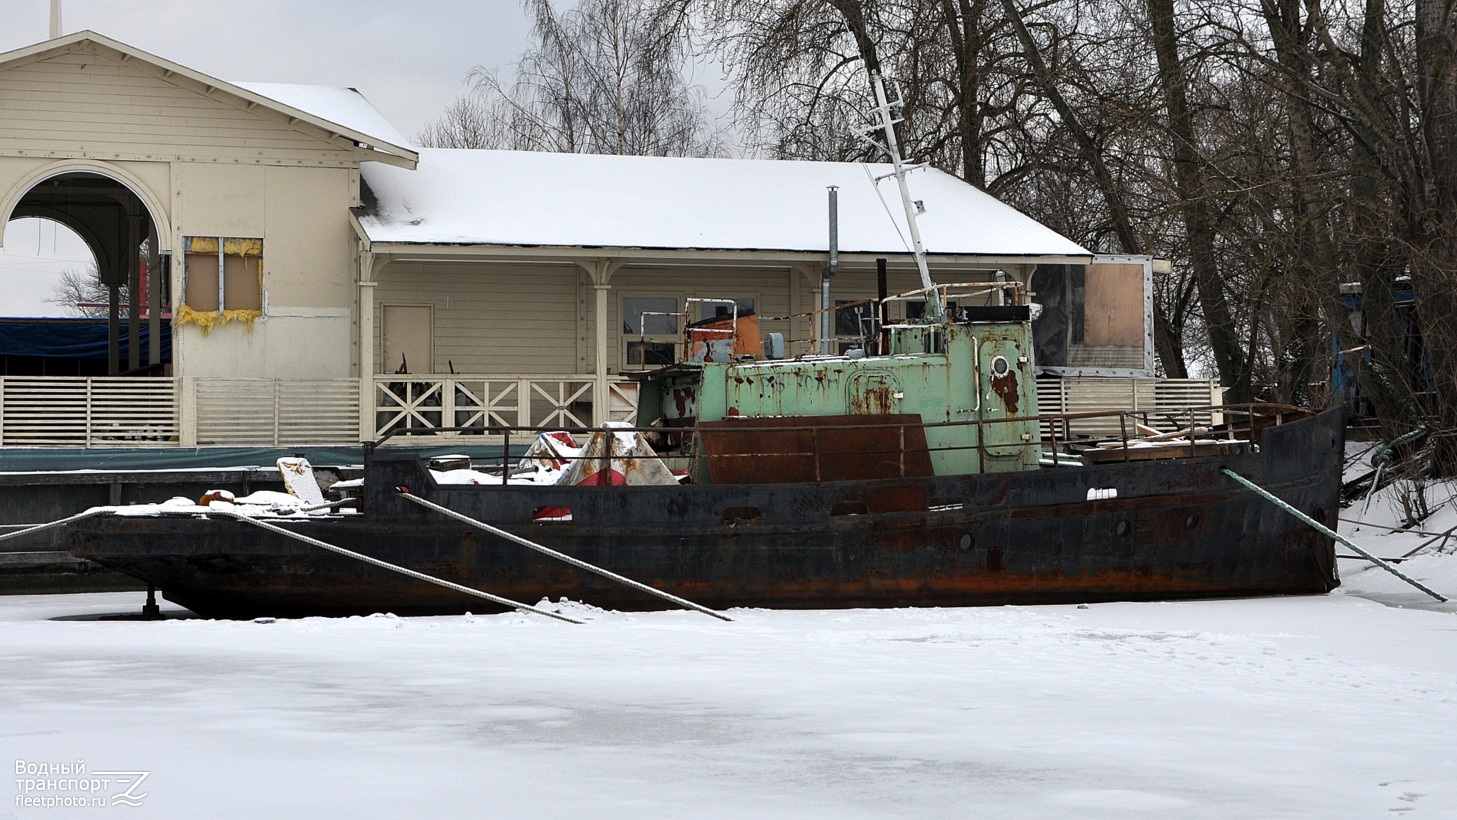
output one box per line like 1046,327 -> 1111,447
146,239 -> 162,367
585,259 -> 620,426
594,281 -> 611,426
791,264 -> 818,356
107,284 -> 119,376
357,249 -> 379,442
126,211 -> 143,373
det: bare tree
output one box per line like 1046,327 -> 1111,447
423,0 -> 727,157
636,0 -> 1457,461
416,94 -> 506,149
46,265 -> 118,319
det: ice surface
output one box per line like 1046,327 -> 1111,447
2,588 -> 1455,818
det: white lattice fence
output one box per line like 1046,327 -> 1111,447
373,375 -> 639,439
195,379 -> 360,445
0,376 -> 177,446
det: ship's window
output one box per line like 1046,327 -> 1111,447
531,506 -> 572,523
721,506 -> 762,525
831,501 -> 870,517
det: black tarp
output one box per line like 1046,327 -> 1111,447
1030,264 -> 1084,368
0,318 -> 171,375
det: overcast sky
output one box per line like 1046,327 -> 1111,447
0,0 -> 533,139
0,0 -> 535,316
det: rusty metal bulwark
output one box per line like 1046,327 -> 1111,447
69,409 -> 1346,619
697,414 -> 933,484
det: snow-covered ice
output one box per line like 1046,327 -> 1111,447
4,447 -> 1457,818
3,582 -> 1455,818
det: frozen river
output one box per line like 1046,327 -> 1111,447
3,565 -> 1455,819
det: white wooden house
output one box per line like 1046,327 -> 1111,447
0,32 -> 1214,452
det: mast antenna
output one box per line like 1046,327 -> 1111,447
860,72 -> 941,322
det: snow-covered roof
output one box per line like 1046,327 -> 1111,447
357,149 -> 1090,258
235,82 -> 414,154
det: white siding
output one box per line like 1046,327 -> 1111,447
260,165 -> 356,309
373,262 -> 582,375
0,48 -> 356,166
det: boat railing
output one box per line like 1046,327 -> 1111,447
369,403 -> 1311,481
881,281 -> 1024,321
631,282 -> 1029,364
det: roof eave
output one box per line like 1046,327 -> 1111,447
357,239 -> 1093,269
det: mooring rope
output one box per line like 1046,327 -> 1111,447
396,489 -> 733,622
0,508 -> 116,545
207,509 -> 583,624
1221,468 -> 1448,602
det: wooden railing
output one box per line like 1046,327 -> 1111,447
1036,377 -> 1222,438
0,376 -> 177,446
371,374 -> 639,440
0,374 -> 1224,448
193,379 -> 360,446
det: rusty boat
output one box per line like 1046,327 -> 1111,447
65,78 -> 1343,618
68,281 -> 1346,619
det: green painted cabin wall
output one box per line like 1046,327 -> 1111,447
640,321 -> 1041,476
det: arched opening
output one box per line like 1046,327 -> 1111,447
0,217 -> 96,318
1,172 -> 172,376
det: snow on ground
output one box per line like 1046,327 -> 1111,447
4,448 -> 1457,818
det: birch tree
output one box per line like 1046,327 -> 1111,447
421,0 -> 725,157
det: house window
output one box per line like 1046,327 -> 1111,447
835,299 -> 872,354
623,296 -> 678,366
179,236 -> 263,333
698,297 -> 754,321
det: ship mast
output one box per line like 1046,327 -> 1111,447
863,73 -> 941,322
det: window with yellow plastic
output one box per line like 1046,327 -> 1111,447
178,236 -> 263,334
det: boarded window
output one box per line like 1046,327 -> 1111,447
1030,261 -> 1150,372
183,237 -> 262,313
1083,264 -> 1144,346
